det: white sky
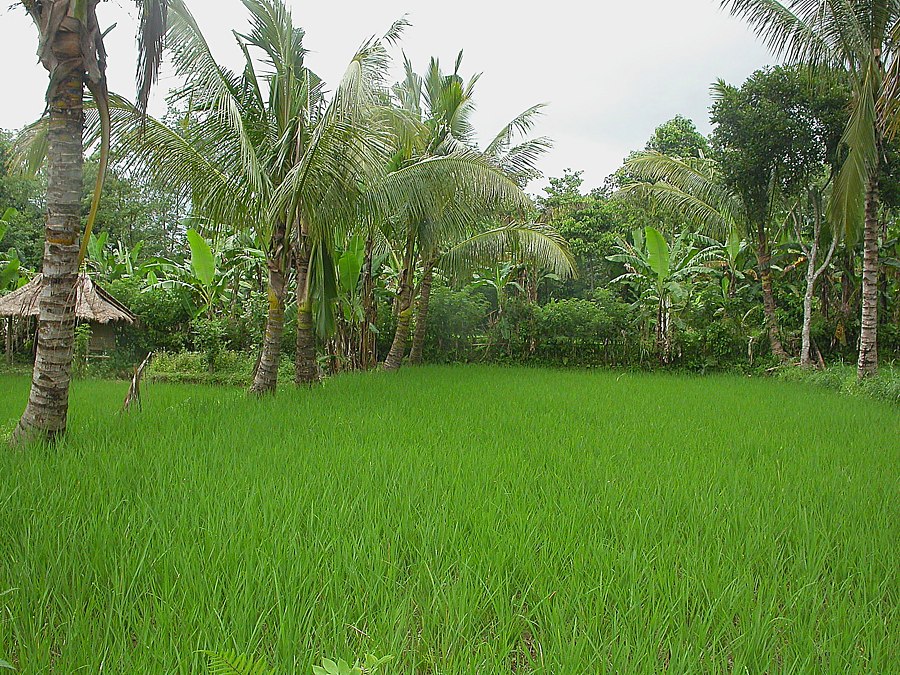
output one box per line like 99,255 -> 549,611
0,0 -> 773,191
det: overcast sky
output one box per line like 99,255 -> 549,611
0,0 -> 774,192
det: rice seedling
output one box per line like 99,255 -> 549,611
0,366 -> 897,672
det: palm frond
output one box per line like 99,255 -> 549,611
364,151 -> 531,248
484,103 -> 548,157
719,0 -> 842,68
621,152 -> 741,237
135,0 -> 169,112
827,55 -> 880,242
439,222 -> 576,281
10,116 -> 49,176
166,0 -> 269,199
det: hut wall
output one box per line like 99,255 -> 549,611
88,323 -> 117,353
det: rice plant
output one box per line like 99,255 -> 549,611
0,367 -> 897,672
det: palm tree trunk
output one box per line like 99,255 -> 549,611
408,259 -> 435,365
13,38 -> 84,444
858,175 -> 879,379
754,225 -> 788,362
294,240 -> 319,385
250,224 -> 287,395
384,233 -> 416,371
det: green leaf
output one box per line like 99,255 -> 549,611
337,235 -> 366,295
0,658 -> 13,671
726,228 -> 741,262
316,658 -> 340,674
204,650 -> 273,675
0,207 -> 16,243
187,229 -> 216,288
644,226 -> 670,284
0,259 -> 20,290
631,228 -> 644,252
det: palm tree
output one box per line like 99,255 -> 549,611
405,104 -> 555,365
721,0 -> 900,378
375,153 -> 531,372
380,54 -> 538,371
111,0 -> 398,393
13,0 -> 169,443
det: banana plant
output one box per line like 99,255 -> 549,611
1,208 -> 29,293
151,228 -> 229,319
85,232 -> 161,282
472,260 -> 524,318
608,226 -> 722,362
334,235 -> 368,327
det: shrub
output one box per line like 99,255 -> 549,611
106,279 -> 192,368
149,350 -> 293,387
192,316 -> 229,372
423,285 -> 489,363
774,363 -> 900,405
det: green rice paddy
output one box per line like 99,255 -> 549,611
0,367 -> 897,673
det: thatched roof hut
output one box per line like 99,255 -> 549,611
0,274 -> 136,353
0,274 -> 136,324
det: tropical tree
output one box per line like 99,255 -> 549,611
407,222 -> 576,364
709,66 -> 849,362
380,54 -> 542,371
404,103 -> 556,365
721,0 -> 900,378
620,154 -> 781,351
13,0 -> 169,443
608,227 -> 722,362
787,184 -> 841,366
625,67 -> 849,362
110,0 -> 401,393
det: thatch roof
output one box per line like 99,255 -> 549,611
0,274 -> 136,324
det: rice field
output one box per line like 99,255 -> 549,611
0,366 -> 897,673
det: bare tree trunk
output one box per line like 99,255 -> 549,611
858,175 -> 879,379
5,318 -> 12,366
250,224 -> 287,395
409,259 -> 435,365
294,239 -> 319,385
384,233 -> 416,371
800,270 -> 817,368
797,197 -> 838,368
359,236 -> 376,370
754,224 -> 789,362
13,32 -> 84,444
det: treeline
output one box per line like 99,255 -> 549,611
4,73 -> 899,381
3,3 -> 900,393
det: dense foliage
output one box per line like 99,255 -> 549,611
3,19 -> 898,387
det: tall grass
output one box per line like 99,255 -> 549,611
0,367 -> 897,673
